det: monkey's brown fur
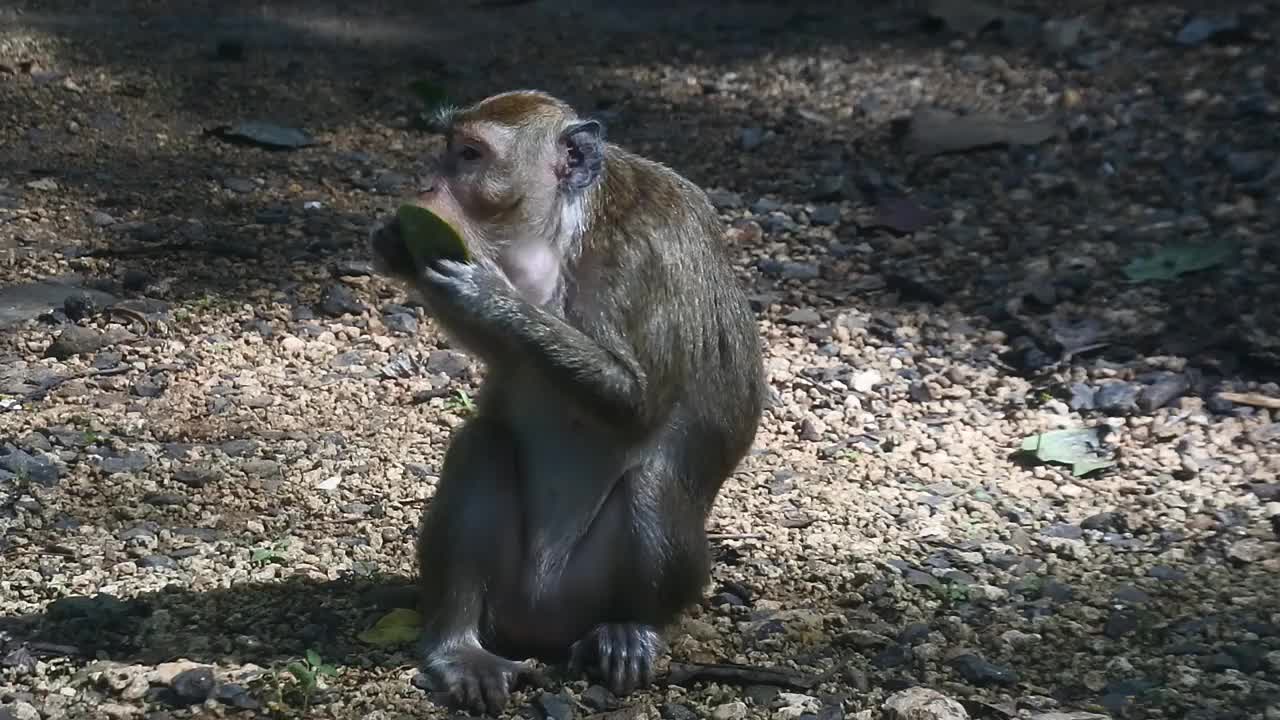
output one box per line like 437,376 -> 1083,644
370,89 -> 765,715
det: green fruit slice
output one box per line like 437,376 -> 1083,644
396,204 -> 469,263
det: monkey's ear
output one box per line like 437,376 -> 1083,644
559,120 -> 605,193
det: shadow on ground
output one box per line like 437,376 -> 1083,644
3,0 -> 1278,383
1,527 -> 1277,716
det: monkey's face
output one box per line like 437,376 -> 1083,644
370,91 -> 606,288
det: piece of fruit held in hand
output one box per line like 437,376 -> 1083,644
396,204 -> 470,264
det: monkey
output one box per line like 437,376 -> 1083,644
368,89 -> 765,715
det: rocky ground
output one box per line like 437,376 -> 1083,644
2,1 -> 1279,719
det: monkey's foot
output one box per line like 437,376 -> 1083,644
423,645 -> 531,715
568,623 -> 664,696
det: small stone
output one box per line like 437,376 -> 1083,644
580,685 -> 616,711
100,451 -> 151,475
1138,373 -> 1189,412
1175,14 -> 1243,46
909,382 -> 933,402
212,683 -> 260,710
708,190 -> 744,210
1226,151 -> 1271,182
1095,382 -> 1139,413
851,369 -> 881,393
100,703 -> 141,719
883,687 -> 969,720
783,308 -> 821,326
45,325 -> 109,359
1104,610 -> 1140,638
2,646 -> 37,674
169,667 -> 215,704
712,701 -> 748,720
780,262 -> 820,280
1068,383 -> 1096,411
89,210 -> 118,227
0,448 -> 62,486
139,554 -> 177,569
173,464 -> 220,488
242,459 -> 281,477
320,284 -> 368,317
131,376 -> 165,398
143,492 -> 188,507
1112,586 -> 1151,605
872,644 -> 912,668
1149,565 -> 1186,582
739,127 -> 764,150
1081,511 -> 1128,532
384,312 -> 418,335
1227,539 -> 1268,564
662,703 -> 700,720
810,205 -> 840,226
426,349 -> 471,377
535,691 -> 575,720
1041,523 -> 1083,540
223,177 -> 255,193
950,654 -> 1018,686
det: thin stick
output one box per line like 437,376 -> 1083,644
1218,391 -> 1280,410
706,532 -> 765,541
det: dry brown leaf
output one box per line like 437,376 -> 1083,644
903,106 -> 1058,156
1217,391 -> 1280,410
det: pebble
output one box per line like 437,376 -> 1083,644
100,452 -> 151,475
45,325 -> 110,359
319,284 -> 369,317
535,692 -> 575,720
383,312 -> 418,335
169,667 -> 215,704
1227,539 -> 1268,564
1138,373 -> 1189,412
1094,381 -> 1139,414
810,205 -> 840,226
883,687 -> 969,720
712,701 -> 748,720
222,177 -> 255,193
662,703 -> 701,720
949,654 -> 1018,686
0,448 -> 62,486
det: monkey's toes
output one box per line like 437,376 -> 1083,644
426,647 -> 527,715
569,623 -> 663,696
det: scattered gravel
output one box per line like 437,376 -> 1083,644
2,1 -> 1280,719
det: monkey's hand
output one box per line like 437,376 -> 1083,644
420,258 -> 511,314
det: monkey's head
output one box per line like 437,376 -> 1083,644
370,90 -> 606,285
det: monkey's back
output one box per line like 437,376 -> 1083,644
578,145 -> 766,509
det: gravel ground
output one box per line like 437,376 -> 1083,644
2,1 -> 1279,719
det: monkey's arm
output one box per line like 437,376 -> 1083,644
421,260 -> 654,433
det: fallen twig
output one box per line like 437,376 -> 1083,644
706,532 -> 765,541
665,661 -> 818,690
1218,391 -> 1280,410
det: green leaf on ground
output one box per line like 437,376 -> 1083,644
357,608 -> 423,647
1123,243 -> 1234,283
1019,427 -> 1115,477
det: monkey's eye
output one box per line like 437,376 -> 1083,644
458,145 -> 483,162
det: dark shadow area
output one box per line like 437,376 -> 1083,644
2,0 -> 1277,384
1,523 -> 1277,717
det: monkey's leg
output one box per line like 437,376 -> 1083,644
417,415 -> 531,715
565,460 -> 710,696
